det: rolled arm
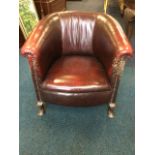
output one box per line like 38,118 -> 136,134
94,14 -> 133,84
107,15 -> 133,58
21,16 -> 48,57
21,13 -> 62,81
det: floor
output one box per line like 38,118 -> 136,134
19,0 -> 135,155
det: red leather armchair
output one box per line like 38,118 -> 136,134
21,11 -> 133,118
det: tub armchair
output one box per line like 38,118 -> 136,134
21,11 -> 133,118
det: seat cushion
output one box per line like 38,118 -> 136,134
41,55 -> 111,93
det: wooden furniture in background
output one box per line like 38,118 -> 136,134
103,0 -> 135,39
122,0 -> 135,39
104,0 -> 108,13
34,0 -> 66,19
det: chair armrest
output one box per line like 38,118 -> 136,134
94,14 -> 133,85
21,17 -> 46,57
21,13 -> 62,81
104,14 -> 133,58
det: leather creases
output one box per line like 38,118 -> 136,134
60,12 -> 95,54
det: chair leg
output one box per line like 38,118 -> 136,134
37,101 -> 45,116
108,102 -> 116,118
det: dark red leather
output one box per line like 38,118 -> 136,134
21,14 -> 62,80
41,55 -> 111,93
21,11 -> 133,106
41,90 -> 112,106
93,14 -> 132,78
59,12 -> 95,55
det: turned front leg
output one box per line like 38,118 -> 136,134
37,101 -> 45,116
108,81 -> 118,119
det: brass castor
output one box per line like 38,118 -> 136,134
109,102 -> 116,109
37,101 -> 45,116
108,109 -> 114,118
37,101 -> 44,107
108,102 -> 116,118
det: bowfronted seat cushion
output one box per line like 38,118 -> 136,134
41,55 -> 111,93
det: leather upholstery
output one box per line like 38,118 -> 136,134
93,14 -> 132,78
21,11 -> 133,106
21,14 -> 62,81
41,90 -> 112,106
41,55 -> 111,93
60,12 -> 95,54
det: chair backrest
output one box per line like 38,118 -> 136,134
41,11 -> 128,58
59,12 -> 96,55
